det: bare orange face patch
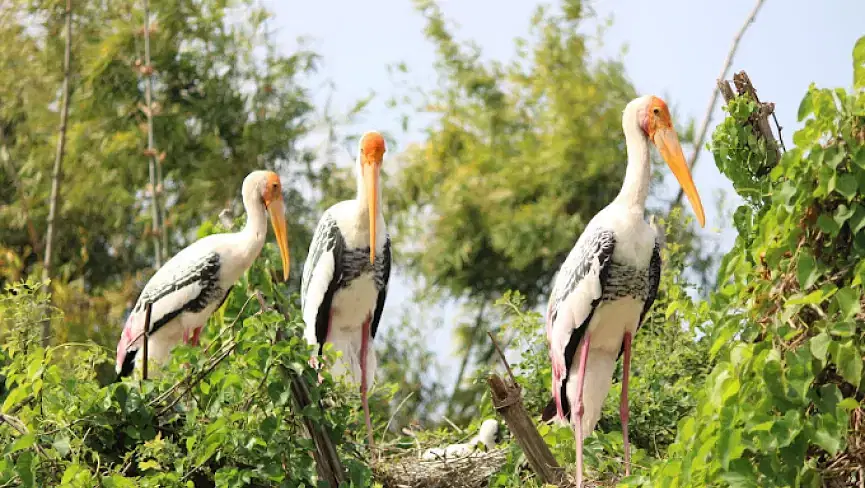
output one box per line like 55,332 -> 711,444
643,96 -> 673,137
263,171 -> 283,205
360,131 -> 386,165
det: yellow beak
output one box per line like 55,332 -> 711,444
653,127 -> 706,228
267,198 -> 290,280
364,164 -> 379,264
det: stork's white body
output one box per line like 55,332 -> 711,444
544,95 -> 705,487
301,199 -> 388,386
117,231 -> 263,374
548,204 -> 658,436
300,131 -> 391,449
115,171 -> 289,379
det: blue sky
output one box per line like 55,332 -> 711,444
262,0 -> 864,389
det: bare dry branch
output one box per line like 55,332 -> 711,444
41,0 -> 73,346
671,0 -> 767,209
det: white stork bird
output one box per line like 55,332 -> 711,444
542,95 -> 705,486
115,170 -> 290,379
301,131 -> 391,449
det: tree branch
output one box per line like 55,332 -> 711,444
41,0 -> 73,347
143,0 -> 164,268
671,0 -> 767,209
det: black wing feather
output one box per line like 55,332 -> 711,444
302,214 -> 345,356
554,229 -> 617,421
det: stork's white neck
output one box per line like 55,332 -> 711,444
239,193 -> 267,259
355,158 -> 382,222
613,118 -> 651,211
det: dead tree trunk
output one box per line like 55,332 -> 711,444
41,0 -> 73,346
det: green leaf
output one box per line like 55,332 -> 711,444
830,321 -> 856,338
849,205 -> 865,235
835,204 -> 854,227
810,332 -> 831,361
787,289 -> 826,305
817,214 -> 840,235
835,174 -> 858,200
797,90 -> 814,121
797,250 -> 819,290
834,341 -> 863,385
52,436 -> 71,457
8,434 -> 36,454
854,35 -> 865,89
838,397 -> 860,411
813,421 -> 843,455
834,287 -> 860,320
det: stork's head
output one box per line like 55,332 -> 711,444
358,131 -> 386,263
243,170 -> 291,281
626,95 -> 706,228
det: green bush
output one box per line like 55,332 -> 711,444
0,250 -> 374,487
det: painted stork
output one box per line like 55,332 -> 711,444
115,170 -> 290,379
301,131 -> 391,449
542,95 -> 705,486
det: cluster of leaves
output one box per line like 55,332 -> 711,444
632,37 -> 865,487
0,253 -> 375,487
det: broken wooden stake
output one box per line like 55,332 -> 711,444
488,374 -> 566,486
486,332 -> 565,485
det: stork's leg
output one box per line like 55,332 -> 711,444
573,333 -> 591,488
621,331 -> 633,476
359,316 -> 375,452
189,326 -> 203,347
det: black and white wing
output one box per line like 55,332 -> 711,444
636,239 -> 662,329
301,213 -> 345,355
543,227 -> 616,421
116,248 -> 225,377
369,236 -> 391,340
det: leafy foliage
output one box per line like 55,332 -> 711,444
633,37 -> 865,487
0,254 -> 376,487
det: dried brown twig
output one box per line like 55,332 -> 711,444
672,0 -> 768,209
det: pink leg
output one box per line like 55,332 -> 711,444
359,316 -> 375,452
189,327 -> 202,347
573,333 -> 591,488
621,332 -> 632,476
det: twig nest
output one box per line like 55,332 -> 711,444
373,448 -> 507,488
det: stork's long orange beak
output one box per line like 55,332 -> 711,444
364,163 -> 379,264
267,198 -> 290,280
653,127 -> 706,228
360,131 -> 386,264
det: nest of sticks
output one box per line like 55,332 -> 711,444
373,448 -> 509,488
